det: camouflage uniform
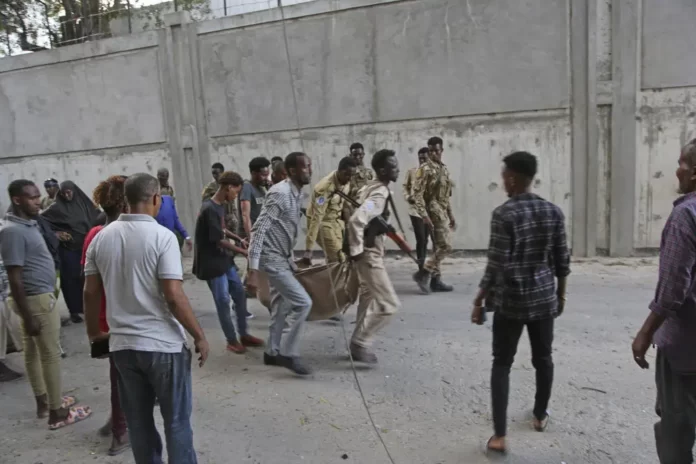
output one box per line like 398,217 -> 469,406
202,180 -> 239,233
160,184 -> 175,199
349,165 -> 375,201
412,158 -> 453,286
305,171 -> 351,263
40,196 -> 55,211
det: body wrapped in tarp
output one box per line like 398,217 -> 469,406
257,261 -> 359,321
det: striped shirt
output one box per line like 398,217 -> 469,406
479,192 -> 570,321
650,191 -> 696,373
248,179 -> 304,271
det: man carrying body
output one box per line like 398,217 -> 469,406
303,156 -> 357,265
470,152 -> 569,454
84,173 -> 209,464
193,171 -> 263,354
246,152 -> 313,376
347,149 -> 401,364
240,157 -> 271,241
41,179 -> 59,211
403,147 -> 431,272
2,180 -> 91,428
157,167 -> 175,198
632,139 -> 696,464
412,136 -> 456,293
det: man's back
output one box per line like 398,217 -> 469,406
84,214 -> 185,353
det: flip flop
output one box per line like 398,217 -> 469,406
37,395 -> 78,419
486,436 -> 507,455
533,413 -> 550,432
48,405 -> 92,430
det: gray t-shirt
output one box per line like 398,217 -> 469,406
239,181 -> 266,236
84,214 -> 186,353
0,215 -> 56,296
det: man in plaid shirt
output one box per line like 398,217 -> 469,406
471,151 -> 570,454
633,139 -> 696,463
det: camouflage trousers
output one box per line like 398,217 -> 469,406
317,221 -> 346,264
424,218 -> 452,276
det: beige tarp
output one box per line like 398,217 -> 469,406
257,261 -> 359,321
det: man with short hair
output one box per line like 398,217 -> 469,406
193,171 -> 264,354
303,156 -> 357,265
471,151 -> 569,454
157,167 -> 175,198
84,173 -> 209,464
348,149 -> 401,364
632,139 -> 696,464
41,179 -> 59,211
348,143 -> 374,201
203,162 -> 238,237
2,180 -> 91,428
271,160 -> 287,185
403,147 -> 431,272
412,136 -> 457,293
246,152 -> 313,376
240,157 -> 271,240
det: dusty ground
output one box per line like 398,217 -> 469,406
0,257 -> 663,464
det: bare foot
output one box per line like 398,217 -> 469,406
486,435 -> 506,454
532,414 -> 549,432
35,394 -> 49,419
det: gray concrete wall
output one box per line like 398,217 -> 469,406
0,0 -> 693,254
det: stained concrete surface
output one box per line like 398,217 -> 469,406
0,257 -> 662,463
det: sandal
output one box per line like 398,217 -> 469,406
48,405 -> 92,430
533,413 -> 550,432
37,395 -> 78,419
486,435 -> 507,455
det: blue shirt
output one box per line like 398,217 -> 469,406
155,196 -> 189,238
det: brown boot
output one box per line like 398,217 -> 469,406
349,343 -> 378,364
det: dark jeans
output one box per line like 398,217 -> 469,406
112,348 -> 197,464
109,357 -> 128,438
654,349 -> 696,464
410,215 -> 429,270
206,265 -> 248,343
58,247 -> 83,315
491,312 -> 554,437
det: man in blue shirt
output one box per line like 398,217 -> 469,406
155,195 -> 192,252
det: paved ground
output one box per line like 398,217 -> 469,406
0,257 -> 663,464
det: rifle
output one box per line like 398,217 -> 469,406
334,189 -> 418,265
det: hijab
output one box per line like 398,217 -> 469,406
41,181 -> 101,249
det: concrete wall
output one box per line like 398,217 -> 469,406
0,0 -> 692,254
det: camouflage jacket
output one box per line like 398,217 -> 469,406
411,159 -> 453,221
348,165 -> 375,200
160,185 -> 175,199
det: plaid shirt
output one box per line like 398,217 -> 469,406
479,193 -> 570,321
248,179 -> 304,271
650,191 -> 696,373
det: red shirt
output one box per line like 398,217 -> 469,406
81,226 -> 108,333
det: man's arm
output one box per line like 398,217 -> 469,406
83,274 -> 105,340
6,267 -> 32,323
247,190 -> 285,271
474,210 -> 511,305
552,211 -> 571,304
239,183 -> 254,238
403,170 -> 414,206
172,203 -> 189,240
411,166 -> 429,220
348,187 -> 388,257
0,229 -> 35,329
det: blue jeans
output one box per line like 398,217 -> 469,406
112,348 -> 197,464
206,266 -> 248,343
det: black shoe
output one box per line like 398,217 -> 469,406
277,355 -> 312,376
412,269 -> 431,294
349,343 -> 378,364
70,314 -> 83,323
430,275 -> 453,292
264,352 -> 279,366
329,316 -> 341,322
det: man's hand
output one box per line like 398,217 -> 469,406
23,316 -> 41,337
471,305 -> 484,325
185,238 -> 193,252
449,217 -> 456,230
300,250 -> 313,267
195,337 -> 210,367
557,295 -> 566,316
246,270 -> 259,294
632,331 -> 652,369
423,216 -> 434,232
56,231 -> 72,242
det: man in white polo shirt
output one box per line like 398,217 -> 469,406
84,173 -> 209,464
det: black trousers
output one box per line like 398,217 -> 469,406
654,349 -> 696,464
410,215 -> 429,270
491,312 -> 554,437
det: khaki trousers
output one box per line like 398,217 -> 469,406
8,293 -> 63,409
317,221 -> 346,264
351,252 -> 400,348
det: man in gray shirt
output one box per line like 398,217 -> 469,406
247,152 -> 313,376
239,156 -> 271,240
1,180 -> 92,429
84,173 -> 209,464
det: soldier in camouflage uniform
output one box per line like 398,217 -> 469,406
157,167 -> 175,199
412,136 -> 456,293
202,162 -> 239,233
348,142 -> 375,201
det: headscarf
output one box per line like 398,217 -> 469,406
41,181 -> 101,249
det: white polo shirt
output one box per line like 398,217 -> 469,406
84,214 -> 186,353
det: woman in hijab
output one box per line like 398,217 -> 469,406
42,181 -> 100,323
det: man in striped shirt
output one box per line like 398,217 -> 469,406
471,151 -> 570,454
246,152 -> 313,376
633,139 -> 696,464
